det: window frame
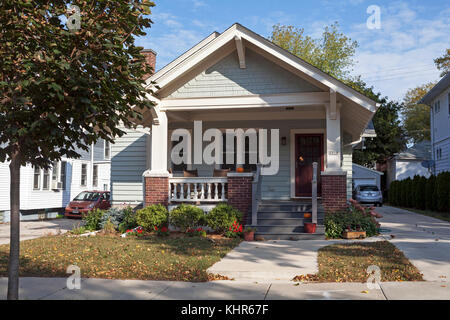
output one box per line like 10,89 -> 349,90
42,169 -> 50,190
60,161 -> 67,190
81,163 -> 87,187
93,164 -> 98,187
104,140 -> 111,160
33,167 -> 41,190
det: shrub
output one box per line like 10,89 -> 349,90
135,204 -> 169,232
82,208 -> 105,231
118,206 -> 137,233
324,201 -> 379,239
206,203 -> 243,234
169,204 -> 206,233
425,175 -> 435,211
436,172 -> 450,212
99,207 -> 126,230
224,220 -> 243,238
416,176 -> 427,210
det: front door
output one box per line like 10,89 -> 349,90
295,134 -> 324,197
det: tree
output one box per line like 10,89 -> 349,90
0,0 -> 155,299
402,82 -> 436,143
348,78 -> 407,167
434,48 -> 450,77
270,22 -> 358,80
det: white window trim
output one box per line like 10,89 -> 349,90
33,167 -> 41,190
81,163 -> 88,187
104,140 -> 111,160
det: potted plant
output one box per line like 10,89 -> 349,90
342,225 -> 366,239
304,222 -> 316,233
243,226 -> 256,241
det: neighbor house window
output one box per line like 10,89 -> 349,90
42,169 -> 50,190
33,167 -> 41,190
52,161 -> 59,183
104,140 -> 111,159
435,100 -> 441,113
81,163 -> 87,186
93,164 -> 98,187
60,161 -> 67,190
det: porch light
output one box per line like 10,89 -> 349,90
281,137 -> 287,145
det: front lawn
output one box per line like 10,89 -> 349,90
293,241 -> 424,282
0,234 -> 241,282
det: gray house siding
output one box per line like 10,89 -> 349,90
111,128 -> 148,205
168,49 -> 322,99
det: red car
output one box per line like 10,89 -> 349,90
65,191 -> 111,218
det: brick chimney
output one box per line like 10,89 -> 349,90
142,49 -> 156,80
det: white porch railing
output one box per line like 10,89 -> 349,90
169,177 -> 228,203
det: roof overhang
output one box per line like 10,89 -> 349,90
419,73 -> 450,105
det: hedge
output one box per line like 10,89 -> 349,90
388,172 -> 450,214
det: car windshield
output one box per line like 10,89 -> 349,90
73,192 -> 101,201
360,185 -> 379,192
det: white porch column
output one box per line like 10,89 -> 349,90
148,110 -> 169,175
324,95 -> 342,171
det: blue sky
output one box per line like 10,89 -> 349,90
136,0 -> 449,101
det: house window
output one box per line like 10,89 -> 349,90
33,167 -> 41,190
93,164 -> 98,187
42,169 -> 50,190
60,161 -> 67,190
221,132 -> 258,172
104,140 -> 111,159
81,163 -> 87,186
52,161 -> 59,183
435,100 -> 441,113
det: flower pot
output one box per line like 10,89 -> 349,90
304,222 -> 316,233
244,231 -> 254,241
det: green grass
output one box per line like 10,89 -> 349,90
394,206 -> 450,223
0,234 -> 241,282
293,241 -> 424,282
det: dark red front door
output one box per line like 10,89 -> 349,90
295,134 -> 324,197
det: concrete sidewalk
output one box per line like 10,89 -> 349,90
0,218 -> 79,245
1,277 -> 449,300
376,206 -> 450,282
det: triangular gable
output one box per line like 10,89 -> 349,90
168,48 -> 322,99
148,23 -> 378,112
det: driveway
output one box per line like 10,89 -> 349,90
0,218 -> 80,245
376,206 -> 450,282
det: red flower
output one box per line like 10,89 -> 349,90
161,226 -> 168,232
154,226 -> 158,231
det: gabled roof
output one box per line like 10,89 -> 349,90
147,23 -> 379,112
394,140 -> 431,160
419,73 -> 450,105
352,163 -> 384,175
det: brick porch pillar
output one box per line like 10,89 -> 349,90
227,172 -> 253,224
144,173 -> 169,206
321,171 -> 347,213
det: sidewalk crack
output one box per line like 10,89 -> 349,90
263,283 -> 272,300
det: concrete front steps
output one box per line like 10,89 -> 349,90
252,200 -> 325,240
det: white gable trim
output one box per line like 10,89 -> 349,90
149,23 -> 378,113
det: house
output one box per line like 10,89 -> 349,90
352,163 -> 383,190
386,140 -> 432,188
419,72 -> 450,174
0,139 -> 111,223
111,24 -> 379,238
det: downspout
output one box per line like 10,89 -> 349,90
90,142 -> 94,189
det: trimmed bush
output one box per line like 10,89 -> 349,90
206,203 -> 243,234
118,206 -> 137,233
82,208 -> 105,231
425,175 -> 435,211
135,204 -> 169,232
436,172 -> 450,212
169,204 -> 206,233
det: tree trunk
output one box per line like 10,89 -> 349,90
7,152 -> 21,300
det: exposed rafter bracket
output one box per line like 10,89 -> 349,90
329,89 -> 337,120
234,35 -> 246,69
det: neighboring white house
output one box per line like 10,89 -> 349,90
111,23 -> 380,218
0,139 -> 111,222
420,73 -> 450,174
352,163 -> 383,190
386,140 -> 432,188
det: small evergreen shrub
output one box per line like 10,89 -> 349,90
425,175 -> 435,211
206,203 -> 243,234
82,208 -> 105,231
118,206 -> 137,233
436,172 -> 450,212
169,204 -> 206,232
99,207 -> 126,230
135,204 -> 169,232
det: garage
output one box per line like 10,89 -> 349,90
352,163 -> 383,190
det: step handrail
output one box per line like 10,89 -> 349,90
312,162 -> 318,224
251,163 -> 263,226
